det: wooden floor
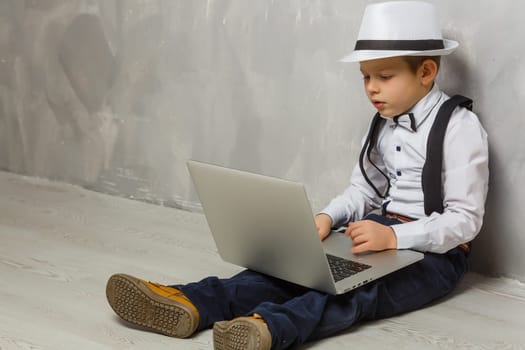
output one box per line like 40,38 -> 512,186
1,171 -> 524,349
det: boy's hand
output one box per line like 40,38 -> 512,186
345,220 -> 397,254
314,214 -> 333,241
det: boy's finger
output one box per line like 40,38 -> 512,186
345,227 -> 359,238
352,241 -> 370,254
351,234 -> 367,245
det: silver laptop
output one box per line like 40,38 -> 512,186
187,160 -> 423,295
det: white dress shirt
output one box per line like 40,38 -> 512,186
320,84 -> 489,253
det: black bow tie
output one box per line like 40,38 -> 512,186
393,113 -> 417,132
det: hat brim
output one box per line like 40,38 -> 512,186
340,39 -> 459,63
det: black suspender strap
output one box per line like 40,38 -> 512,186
359,113 -> 391,199
422,95 -> 473,215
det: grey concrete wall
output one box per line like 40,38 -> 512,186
0,0 -> 523,280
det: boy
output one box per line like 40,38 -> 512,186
106,2 -> 489,349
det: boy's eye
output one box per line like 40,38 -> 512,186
362,75 -> 370,81
379,75 -> 393,80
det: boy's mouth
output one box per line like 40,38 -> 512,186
372,100 -> 385,109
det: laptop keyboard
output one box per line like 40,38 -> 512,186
326,254 -> 372,282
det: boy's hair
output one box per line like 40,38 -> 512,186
402,56 -> 441,74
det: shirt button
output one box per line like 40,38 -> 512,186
396,146 -> 401,152
397,171 -> 402,176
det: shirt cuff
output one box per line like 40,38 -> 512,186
391,220 -> 430,251
318,205 -> 348,228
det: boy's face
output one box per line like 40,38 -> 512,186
359,57 -> 431,117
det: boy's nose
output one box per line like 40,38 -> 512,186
366,81 -> 379,94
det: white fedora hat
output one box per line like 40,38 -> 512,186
341,1 -> 459,62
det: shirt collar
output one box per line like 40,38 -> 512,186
381,84 -> 443,132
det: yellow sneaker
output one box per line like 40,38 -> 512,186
213,314 -> 271,350
106,273 -> 199,338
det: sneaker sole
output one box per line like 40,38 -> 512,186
213,317 -> 271,350
106,273 -> 198,338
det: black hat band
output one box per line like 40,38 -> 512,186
354,39 -> 445,51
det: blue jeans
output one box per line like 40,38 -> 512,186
177,214 -> 468,349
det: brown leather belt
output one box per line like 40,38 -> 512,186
385,212 -> 470,253
457,243 -> 471,253
385,212 -> 415,223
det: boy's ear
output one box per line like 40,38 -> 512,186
419,59 -> 438,86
